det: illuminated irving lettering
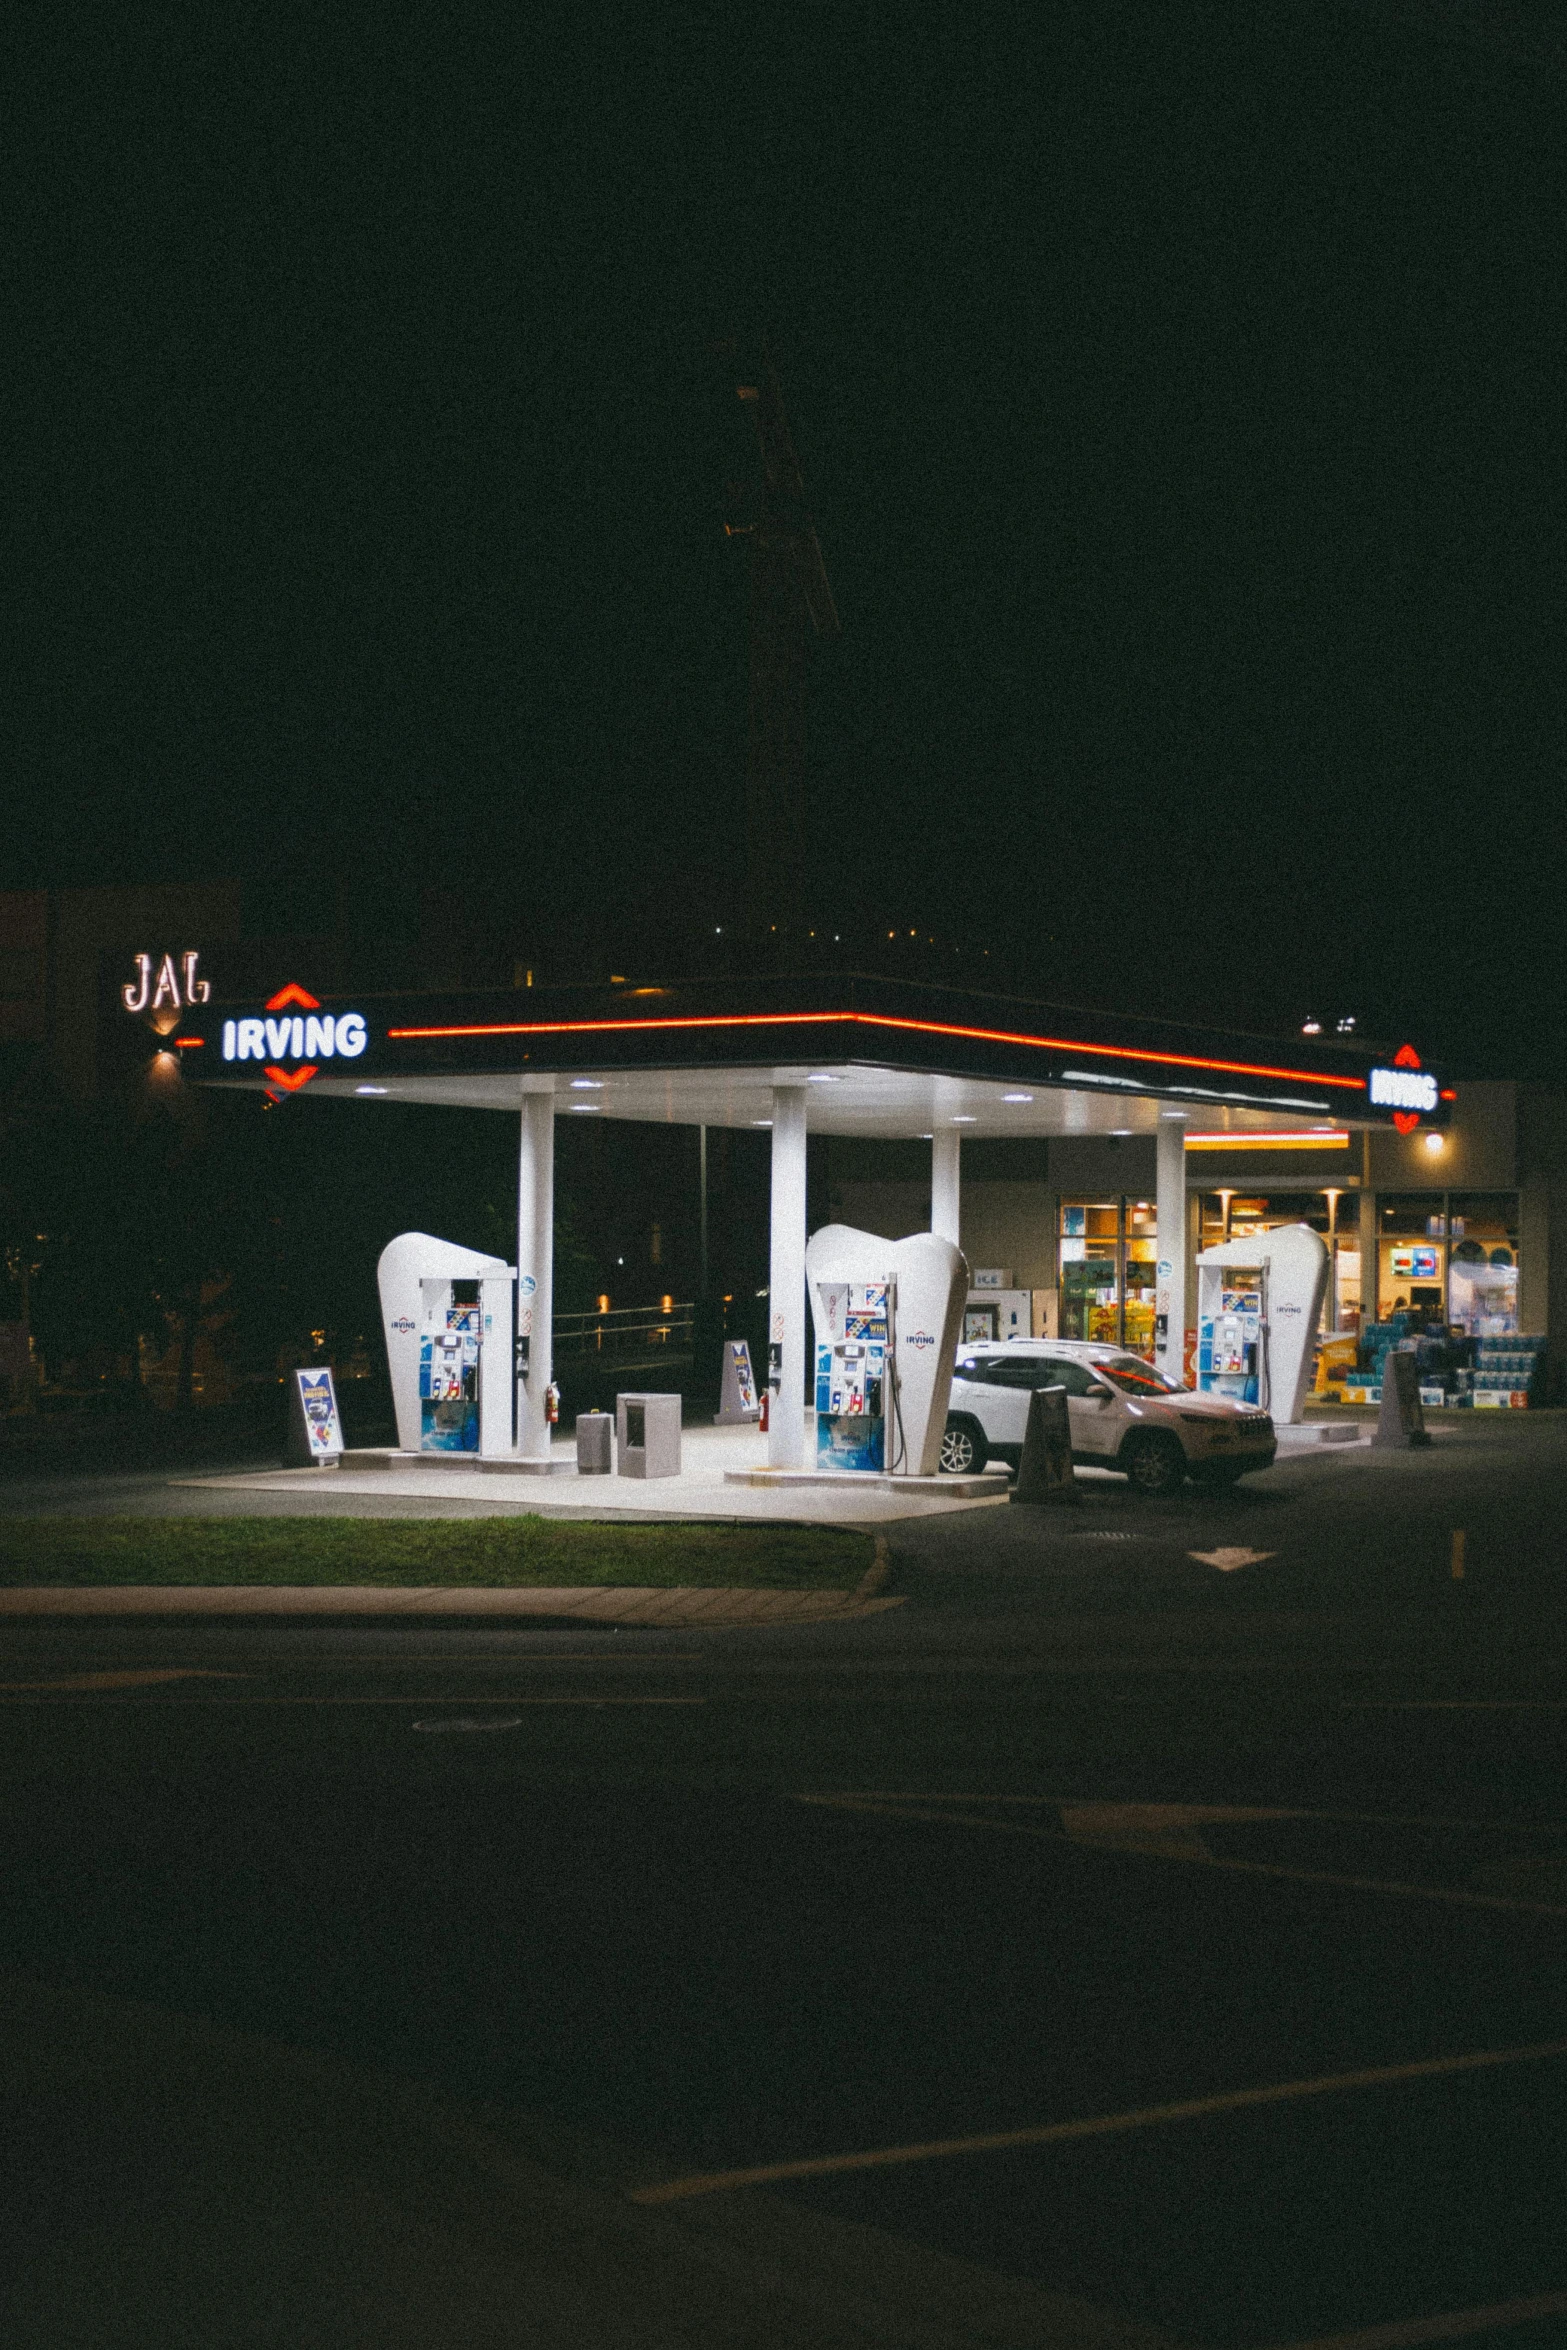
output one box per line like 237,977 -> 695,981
1369,1066 -> 1438,1114
222,1010 -> 368,1063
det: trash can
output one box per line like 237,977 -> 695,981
575,1411 -> 613,1475
616,1392 -> 681,1479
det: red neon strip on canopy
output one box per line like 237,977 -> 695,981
174,1037 -> 204,1048
382,1008 -> 1371,1093
1184,1131 -> 1350,1148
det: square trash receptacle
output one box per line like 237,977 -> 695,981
616,1392 -> 681,1479
575,1412 -> 613,1474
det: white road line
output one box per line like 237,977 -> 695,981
630,2037 -> 1567,2205
1341,1701 -> 1567,1712
1258,2282 -> 1567,2347
793,1796 -> 1567,1916
0,1694 -> 706,1707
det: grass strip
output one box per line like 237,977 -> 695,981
0,1515 -> 875,1592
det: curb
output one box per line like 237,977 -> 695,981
0,1580 -> 904,1629
853,1531 -> 897,1604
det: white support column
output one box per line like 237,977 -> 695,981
931,1126 -> 961,1247
1358,1179 -> 1378,1335
1156,1114 -> 1187,1387
516,1079 -> 556,1463
768,1083 -> 808,1469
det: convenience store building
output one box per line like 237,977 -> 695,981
830,1079 -> 1555,1364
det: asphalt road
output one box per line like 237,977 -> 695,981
2,1414 -> 1565,2347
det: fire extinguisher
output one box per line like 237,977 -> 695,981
759,1388 -> 769,1432
545,1381 -> 560,1428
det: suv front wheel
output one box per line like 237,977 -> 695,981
939,1417 -> 989,1475
1121,1431 -> 1186,1497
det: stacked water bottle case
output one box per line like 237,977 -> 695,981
1334,1319 -> 1547,1408
1471,1336 -> 1548,1408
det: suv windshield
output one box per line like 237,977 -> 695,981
1095,1355 -> 1184,1397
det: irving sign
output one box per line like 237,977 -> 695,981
222,1012 -> 367,1063
222,983 -> 367,1095
1368,1064 -> 1439,1115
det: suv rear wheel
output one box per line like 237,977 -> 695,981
1122,1431 -> 1186,1497
939,1417 -> 989,1475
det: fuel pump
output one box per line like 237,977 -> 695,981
1196,1263 -> 1269,1407
419,1282 -> 483,1451
415,1270 -> 518,1454
814,1278 -> 891,1471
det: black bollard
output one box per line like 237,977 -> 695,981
1010,1383 -> 1080,1504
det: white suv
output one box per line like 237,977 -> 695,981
940,1339 -> 1276,1495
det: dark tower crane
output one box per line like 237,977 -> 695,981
722,347 -> 839,940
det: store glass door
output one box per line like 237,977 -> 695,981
1059,1201 -> 1120,1343
1057,1199 -> 1159,1355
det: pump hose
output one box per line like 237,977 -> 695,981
885,1286 -> 907,1473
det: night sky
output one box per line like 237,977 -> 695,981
10,5 -> 1566,1075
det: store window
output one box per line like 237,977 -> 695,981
1374,1193 -> 1519,1333
1447,1194 -> 1519,1335
1377,1196 -> 1448,1325
1058,1198 -> 1158,1356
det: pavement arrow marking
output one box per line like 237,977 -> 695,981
1189,1546 -> 1276,1571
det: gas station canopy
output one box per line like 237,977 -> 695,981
186,970 -> 1446,1136
179,969 -> 1449,1474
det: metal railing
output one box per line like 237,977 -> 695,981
552,1302 -> 695,1369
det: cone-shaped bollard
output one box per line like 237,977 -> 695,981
1010,1383 -> 1080,1504
1372,1349 -> 1431,1448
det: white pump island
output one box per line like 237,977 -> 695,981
1194,1223 -> 1330,1425
805,1224 -> 968,1476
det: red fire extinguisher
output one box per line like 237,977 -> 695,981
759,1388 -> 770,1432
545,1381 -> 560,1428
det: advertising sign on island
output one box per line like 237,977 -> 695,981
288,1366 -> 345,1465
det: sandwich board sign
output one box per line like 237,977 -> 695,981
287,1366 -> 345,1465
714,1338 -> 761,1425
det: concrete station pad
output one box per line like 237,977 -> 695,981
1273,1420 -> 1371,1451
178,1421 -> 1011,1526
